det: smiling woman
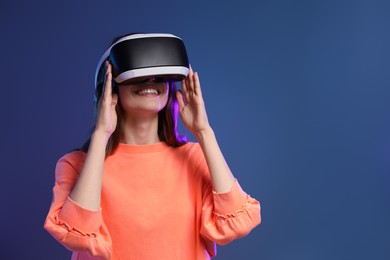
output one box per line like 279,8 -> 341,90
43,32 -> 261,260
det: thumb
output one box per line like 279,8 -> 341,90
111,93 -> 119,107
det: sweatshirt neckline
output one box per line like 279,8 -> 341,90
115,142 -> 170,155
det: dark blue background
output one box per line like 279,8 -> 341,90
1,0 -> 389,259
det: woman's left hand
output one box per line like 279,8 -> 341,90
176,66 -> 211,136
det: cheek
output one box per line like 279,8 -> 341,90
118,86 -> 129,99
117,87 -> 134,110
161,84 -> 170,103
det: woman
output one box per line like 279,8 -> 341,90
44,34 -> 261,260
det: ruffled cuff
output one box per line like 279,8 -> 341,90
212,180 -> 248,216
58,197 -> 102,234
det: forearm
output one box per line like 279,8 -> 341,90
195,127 -> 235,193
69,131 -> 108,211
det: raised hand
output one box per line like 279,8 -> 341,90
94,61 -> 119,140
176,66 -> 211,137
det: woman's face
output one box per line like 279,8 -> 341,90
118,78 -> 169,116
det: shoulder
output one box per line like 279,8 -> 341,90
173,142 -> 207,172
58,150 -> 86,165
55,150 -> 87,177
176,141 -> 201,151
174,142 -> 203,158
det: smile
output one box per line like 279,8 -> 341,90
135,88 -> 161,95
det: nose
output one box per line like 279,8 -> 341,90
145,77 -> 166,84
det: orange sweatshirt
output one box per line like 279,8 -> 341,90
44,142 -> 261,259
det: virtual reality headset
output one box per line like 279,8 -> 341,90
95,33 -> 190,88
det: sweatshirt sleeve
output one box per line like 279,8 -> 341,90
43,152 -> 112,259
198,158 -> 261,246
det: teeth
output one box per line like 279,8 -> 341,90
136,89 -> 158,95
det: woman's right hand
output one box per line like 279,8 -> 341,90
94,61 -> 119,140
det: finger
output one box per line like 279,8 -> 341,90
111,93 -> 118,107
176,90 -> 185,110
181,78 -> 190,105
102,60 -> 109,86
187,65 -> 194,93
103,61 -> 112,101
193,72 -> 203,98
